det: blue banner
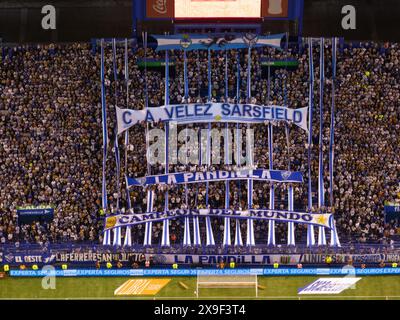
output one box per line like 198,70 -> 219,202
17,208 -> 54,217
128,169 -> 303,187
385,205 -> 400,213
10,268 -> 400,278
384,205 -> 400,223
17,208 -> 54,224
1,252 -> 56,264
153,33 -> 284,51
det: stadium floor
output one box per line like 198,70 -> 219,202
1,276 -> 400,300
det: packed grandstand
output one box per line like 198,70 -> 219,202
0,40 -> 399,252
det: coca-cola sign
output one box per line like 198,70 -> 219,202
147,0 -> 174,18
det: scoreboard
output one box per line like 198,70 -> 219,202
174,0 -> 262,19
134,0 -> 302,37
145,0 -> 289,19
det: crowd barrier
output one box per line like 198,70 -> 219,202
2,245 -> 400,267
1,242 -> 399,252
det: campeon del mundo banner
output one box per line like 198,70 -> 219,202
104,209 -> 333,231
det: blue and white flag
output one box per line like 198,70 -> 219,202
127,169 -> 304,187
116,103 -> 308,134
153,33 -> 284,51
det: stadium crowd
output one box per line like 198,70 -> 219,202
0,39 -> 399,248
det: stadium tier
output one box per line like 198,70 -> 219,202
0,37 -> 399,253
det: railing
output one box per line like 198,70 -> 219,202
1,242 -> 399,255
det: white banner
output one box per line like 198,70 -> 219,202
105,209 -> 333,230
116,103 -> 308,134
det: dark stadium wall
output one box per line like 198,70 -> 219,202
0,0 -> 132,43
1,0 -> 400,42
302,0 -> 400,41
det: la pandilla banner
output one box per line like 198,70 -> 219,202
104,209 -> 333,231
127,169 -> 304,187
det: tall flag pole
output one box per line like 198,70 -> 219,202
184,50 -> 189,99
125,38 -> 130,108
224,49 -> 232,247
329,37 -> 336,210
142,31 -> 153,246
183,49 -> 192,246
267,48 -> 275,246
123,38 -> 132,247
111,39 -> 122,246
101,39 -> 111,246
112,39 -> 121,210
205,48 -> 215,246
225,50 -> 229,99
161,49 -> 171,247
307,38 -> 316,246
124,39 -> 132,210
124,39 -> 131,206
318,38 -> 327,246
247,47 -> 252,98
246,45 -> 255,246
267,123 -> 275,246
236,50 -> 243,229
283,33 -> 295,246
195,50 -> 201,208
330,37 -> 341,247
236,51 -> 241,102
236,51 -> 242,171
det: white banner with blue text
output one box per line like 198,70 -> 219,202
116,103 -> 308,134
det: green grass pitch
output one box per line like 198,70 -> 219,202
1,276 -> 400,300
